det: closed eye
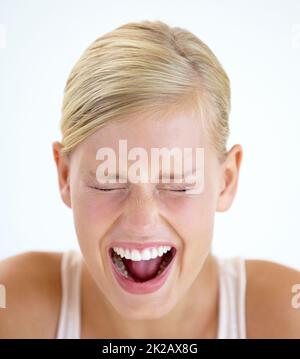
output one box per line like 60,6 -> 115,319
89,186 -> 127,192
168,189 -> 188,192
160,187 -> 192,193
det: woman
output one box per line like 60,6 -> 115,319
1,20 -> 300,339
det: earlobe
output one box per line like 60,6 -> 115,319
52,141 -> 72,208
216,144 -> 243,212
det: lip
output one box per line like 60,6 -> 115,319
108,246 -> 177,295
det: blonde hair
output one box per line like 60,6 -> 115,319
60,20 -> 230,161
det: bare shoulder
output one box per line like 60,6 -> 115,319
0,251 -> 63,338
245,259 -> 300,338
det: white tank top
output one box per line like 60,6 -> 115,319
56,250 -> 247,339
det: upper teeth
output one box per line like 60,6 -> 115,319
112,246 -> 172,261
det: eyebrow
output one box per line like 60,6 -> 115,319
86,170 -> 127,181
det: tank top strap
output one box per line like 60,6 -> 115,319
56,250 -> 82,339
216,256 -> 247,339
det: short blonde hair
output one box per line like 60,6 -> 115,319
60,20 -> 230,161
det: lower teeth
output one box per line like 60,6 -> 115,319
112,250 -> 173,281
112,255 -> 130,278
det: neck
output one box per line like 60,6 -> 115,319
81,253 -> 219,339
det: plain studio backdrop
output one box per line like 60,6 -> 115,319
0,0 -> 299,269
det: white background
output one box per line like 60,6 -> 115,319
0,0 -> 299,269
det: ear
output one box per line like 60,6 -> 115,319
52,141 -> 72,208
216,144 -> 243,212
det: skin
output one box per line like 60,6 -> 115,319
1,105 -> 300,338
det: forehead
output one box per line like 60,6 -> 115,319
76,108 -> 206,158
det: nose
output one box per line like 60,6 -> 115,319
120,185 -> 160,237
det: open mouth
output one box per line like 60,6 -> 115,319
109,246 -> 177,283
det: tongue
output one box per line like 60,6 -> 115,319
123,256 -> 163,281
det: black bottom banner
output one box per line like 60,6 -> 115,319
0,339 -> 300,357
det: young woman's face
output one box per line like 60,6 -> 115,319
64,107 -> 227,319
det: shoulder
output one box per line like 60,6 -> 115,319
0,251 -> 63,338
245,259 -> 300,338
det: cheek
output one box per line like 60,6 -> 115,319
161,191 -> 216,274
163,191 -> 216,244
71,189 -> 125,249
71,190 -> 129,280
